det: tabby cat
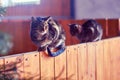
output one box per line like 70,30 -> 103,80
30,16 -> 66,57
69,19 -> 103,43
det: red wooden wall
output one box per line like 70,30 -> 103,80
0,19 -> 119,56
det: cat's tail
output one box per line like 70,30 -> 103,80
47,47 -> 66,57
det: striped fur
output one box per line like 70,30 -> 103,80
30,16 -> 66,57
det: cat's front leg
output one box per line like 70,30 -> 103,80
38,46 -> 47,51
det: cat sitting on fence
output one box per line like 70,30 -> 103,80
30,16 -> 66,57
68,19 -> 103,43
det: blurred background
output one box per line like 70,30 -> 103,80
1,0 -> 120,19
0,0 -> 120,56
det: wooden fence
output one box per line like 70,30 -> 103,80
0,37 -> 120,80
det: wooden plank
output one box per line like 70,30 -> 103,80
109,37 -> 120,80
4,54 -> 24,80
108,19 -> 119,38
54,49 -> 67,80
40,51 -> 55,80
119,19 -> 120,35
87,42 -> 96,80
0,58 -> 5,80
22,21 -> 37,52
66,45 -> 78,80
77,43 -> 88,80
95,41 -> 104,80
13,22 -> 24,53
105,18 -> 109,38
24,51 -> 40,80
103,39 -> 111,80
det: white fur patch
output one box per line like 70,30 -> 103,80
90,27 -> 95,34
52,23 -> 60,40
55,39 -> 63,47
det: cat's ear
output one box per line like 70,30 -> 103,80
31,17 -> 35,22
47,16 -> 52,20
45,16 -> 52,23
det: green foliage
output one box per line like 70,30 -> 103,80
0,6 -> 6,16
0,31 -> 13,55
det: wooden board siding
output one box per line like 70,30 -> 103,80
24,51 -> 40,80
54,49 -> 67,80
40,51 -> 55,80
95,41 -> 104,80
103,39 -> 111,80
66,45 -> 78,80
109,37 -> 120,80
87,42 -> 96,80
77,43 -> 88,80
107,19 -> 119,38
0,37 -> 120,79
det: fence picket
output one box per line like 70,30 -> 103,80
103,39 -> 111,80
109,37 -> 120,80
24,51 -> 40,80
54,49 -> 67,80
40,51 -> 55,80
95,41 -> 104,80
77,43 -> 88,80
66,45 -> 78,80
87,42 -> 96,80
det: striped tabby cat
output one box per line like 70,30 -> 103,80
30,16 -> 66,57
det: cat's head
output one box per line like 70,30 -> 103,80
68,24 -> 82,36
31,16 -> 52,32
30,16 -> 52,43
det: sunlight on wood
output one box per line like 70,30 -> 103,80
0,37 -> 120,80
